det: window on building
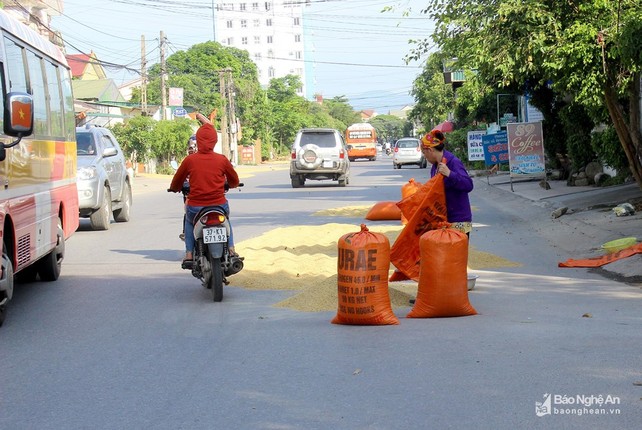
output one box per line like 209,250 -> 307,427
240,3 -> 246,11
226,20 -> 233,28
266,18 -> 272,26
294,34 -> 301,43
267,49 -> 274,59
265,2 -> 271,11
242,37 -> 248,45
254,36 -> 260,44
254,53 -> 262,61
267,35 -> 273,43
226,37 -> 234,45
295,51 -> 302,59
253,19 -> 260,27
268,67 -> 275,78
241,20 -> 247,28
293,17 -> 300,26
252,2 -> 258,10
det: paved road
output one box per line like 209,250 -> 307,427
0,156 -> 640,429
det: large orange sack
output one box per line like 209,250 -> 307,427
408,228 -> 477,318
390,170 -> 448,281
332,224 -> 399,325
400,178 -> 421,225
365,201 -> 402,220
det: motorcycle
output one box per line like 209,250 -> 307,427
170,180 -> 244,302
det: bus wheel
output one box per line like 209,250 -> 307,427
37,217 -> 64,281
0,244 -> 14,327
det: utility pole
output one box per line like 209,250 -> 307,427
218,68 -> 238,164
219,69 -> 230,159
211,0 -> 216,41
140,35 -> 147,115
160,31 -> 167,120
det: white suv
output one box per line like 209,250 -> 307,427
76,125 -> 132,230
289,128 -> 350,188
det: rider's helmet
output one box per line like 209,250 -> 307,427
187,135 -> 197,154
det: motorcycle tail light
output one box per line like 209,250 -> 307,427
201,213 -> 225,226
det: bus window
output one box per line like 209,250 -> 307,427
4,38 -> 27,92
26,51 -> 48,137
45,61 -> 64,139
60,68 -> 74,141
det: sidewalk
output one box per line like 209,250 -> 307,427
478,172 -> 642,284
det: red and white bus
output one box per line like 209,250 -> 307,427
345,123 -> 377,161
0,10 -> 79,326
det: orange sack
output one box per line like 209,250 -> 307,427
407,228 -> 477,318
332,224 -> 399,325
390,170 -> 448,282
400,178 -> 421,225
365,201 -> 402,221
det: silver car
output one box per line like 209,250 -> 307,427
289,128 -> 350,187
392,137 -> 427,169
76,125 -> 132,230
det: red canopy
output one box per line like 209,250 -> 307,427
434,121 -> 454,132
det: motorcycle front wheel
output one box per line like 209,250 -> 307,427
208,253 -> 224,302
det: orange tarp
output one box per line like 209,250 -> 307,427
558,243 -> 642,268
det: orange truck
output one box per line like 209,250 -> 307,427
345,123 -> 377,161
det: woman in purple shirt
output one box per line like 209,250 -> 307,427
420,129 -> 474,237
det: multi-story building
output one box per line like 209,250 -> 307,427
214,1 -> 310,97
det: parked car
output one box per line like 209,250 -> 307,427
76,125 -> 132,230
289,128 -> 350,188
392,137 -> 427,169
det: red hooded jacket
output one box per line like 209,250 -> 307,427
169,123 -> 240,206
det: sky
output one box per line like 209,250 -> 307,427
50,0 -> 434,112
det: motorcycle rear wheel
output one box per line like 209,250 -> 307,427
208,254 -> 224,302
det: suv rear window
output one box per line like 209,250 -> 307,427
396,139 -> 419,149
299,132 -> 337,148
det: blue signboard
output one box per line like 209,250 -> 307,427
174,107 -> 187,117
482,131 -> 508,165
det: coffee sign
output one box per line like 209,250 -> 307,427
507,122 -> 545,177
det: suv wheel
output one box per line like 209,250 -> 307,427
338,176 -> 348,187
90,186 -> 112,230
113,181 -> 132,222
291,176 -> 304,188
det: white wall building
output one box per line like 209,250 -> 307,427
214,1 -> 309,97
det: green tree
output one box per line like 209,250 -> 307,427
110,115 -> 155,167
149,119 -> 194,164
324,96 -> 361,127
369,115 -> 407,143
131,41 -> 263,144
409,52 -> 455,132
412,0 -> 642,188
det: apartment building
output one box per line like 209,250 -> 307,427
214,1 -> 310,97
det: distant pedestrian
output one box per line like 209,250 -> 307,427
420,129 -> 473,237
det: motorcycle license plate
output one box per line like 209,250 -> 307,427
203,227 -> 227,244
